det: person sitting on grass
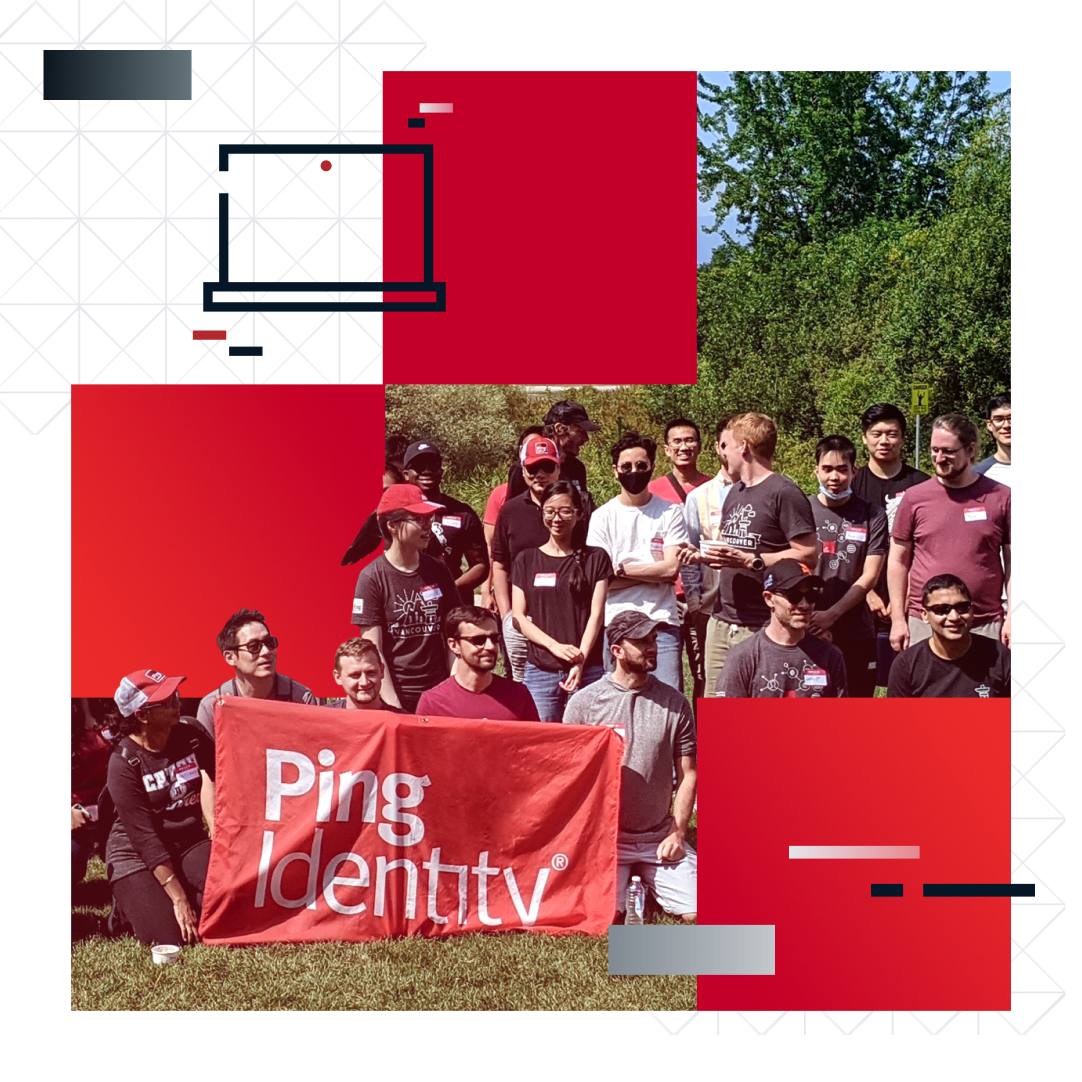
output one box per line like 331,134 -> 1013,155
416,607 -> 540,720
563,610 -> 697,924
103,669 -> 215,947
328,637 -> 405,712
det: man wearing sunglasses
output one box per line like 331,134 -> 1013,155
195,608 -> 315,739
587,432 -> 690,692
716,559 -> 848,697
491,436 -> 565,682
416,606 -> 540,720
888,575 -> 1010,697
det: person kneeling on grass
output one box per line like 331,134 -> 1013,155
102,669 -> 215,946
563,610 -> 697,923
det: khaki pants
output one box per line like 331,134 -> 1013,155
906,616 -> 1004,646
703,618 -> 757,697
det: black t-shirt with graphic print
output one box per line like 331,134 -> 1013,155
716,473 -> 816,628
104,719 -> 215,882
809,494 -> 889,643
351,553 -> 460,705
887,636 -> 1010,698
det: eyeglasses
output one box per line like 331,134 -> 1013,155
616,462 -> 652,474
232,635 -> 278,656
775,588 -> 822,605
925,600 -> 972,616
989,414 -> 1012,427
525,463 -> 558,476
667,438 -> 700,447
542,507 -> 577,520
456,633 -> 500,647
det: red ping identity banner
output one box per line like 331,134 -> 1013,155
200,698 -> 621,943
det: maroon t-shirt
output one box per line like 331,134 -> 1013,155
891,475 -> 1010,623
415,674 -> 541,721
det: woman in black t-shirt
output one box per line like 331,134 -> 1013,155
103,669 -> 215,947
511,481 -> 609,721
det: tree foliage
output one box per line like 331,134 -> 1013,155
698,71 -> 1006,251
664,106 -> 1010,490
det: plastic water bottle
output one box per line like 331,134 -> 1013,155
625,876 -> 646,925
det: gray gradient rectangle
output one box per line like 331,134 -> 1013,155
608,925 -> 774,975
789,845 -> 920,859
43,50 -> 192,100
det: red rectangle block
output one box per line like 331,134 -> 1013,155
192,330 -> 227,340
697,698 -> 1010,1009
382,71 -> 696,385
71,384 -> 384,696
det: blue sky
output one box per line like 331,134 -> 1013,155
697,71 -> 1012,264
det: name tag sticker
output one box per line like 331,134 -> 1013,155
964,506 -> 987,522
420,585 -> 442,602
443,515 -> 462,529
533,572 -> 558,587
176,765 -> 200,783
352,598 -> 364,615
844,526 -> 868,542
650,535 -> 665,558
804,668 -> 829,687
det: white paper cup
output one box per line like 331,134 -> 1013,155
151,944 -> 181,965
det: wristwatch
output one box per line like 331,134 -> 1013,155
617,561 -> 627,578
749,554 -> 766,572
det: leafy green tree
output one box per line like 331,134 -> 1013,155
698,71 -> 1006,252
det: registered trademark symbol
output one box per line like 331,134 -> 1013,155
551,853 -> 568,871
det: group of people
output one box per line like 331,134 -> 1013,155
73,392 -> 1011,946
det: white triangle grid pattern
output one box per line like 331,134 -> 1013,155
649,601 -> 1064,1030
0,1 -> 427,435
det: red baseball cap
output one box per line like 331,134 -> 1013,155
521,436 -> 562,467
377,483 -> 444,515
114,669 -> 187,717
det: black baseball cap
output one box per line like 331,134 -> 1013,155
543,400 -> 600,431
607,610 -> 663,644
403,441 -> 442,468
763,559 -> 826,593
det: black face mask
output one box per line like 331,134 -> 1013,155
617,470 -> 651,495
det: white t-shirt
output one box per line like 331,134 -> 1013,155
586,494 -> 689,626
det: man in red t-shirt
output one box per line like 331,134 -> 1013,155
888,413 -> 1011,652
646,418 -> 712,700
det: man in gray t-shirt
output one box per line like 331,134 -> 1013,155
718,559 -> 848,697
563,610 -> 697,922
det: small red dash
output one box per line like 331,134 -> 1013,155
193,330 -> 227,340
321,160 -> 332,171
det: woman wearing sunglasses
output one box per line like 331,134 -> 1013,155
101,669 -> 215,947
511,481 -> 610,720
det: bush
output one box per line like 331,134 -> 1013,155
384,384 -> 524,478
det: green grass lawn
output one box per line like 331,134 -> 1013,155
72,857 -> 695,1011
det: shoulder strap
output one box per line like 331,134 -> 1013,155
666,473 -> 688,504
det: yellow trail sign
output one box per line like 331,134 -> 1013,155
911,384 -> 930,415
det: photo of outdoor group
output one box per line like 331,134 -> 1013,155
64,67 -> 1012,1016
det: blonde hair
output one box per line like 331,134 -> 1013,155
728,412 -> 777,460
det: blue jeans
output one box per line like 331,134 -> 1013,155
524,663 -> 605,722
604,621 -> 683,694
